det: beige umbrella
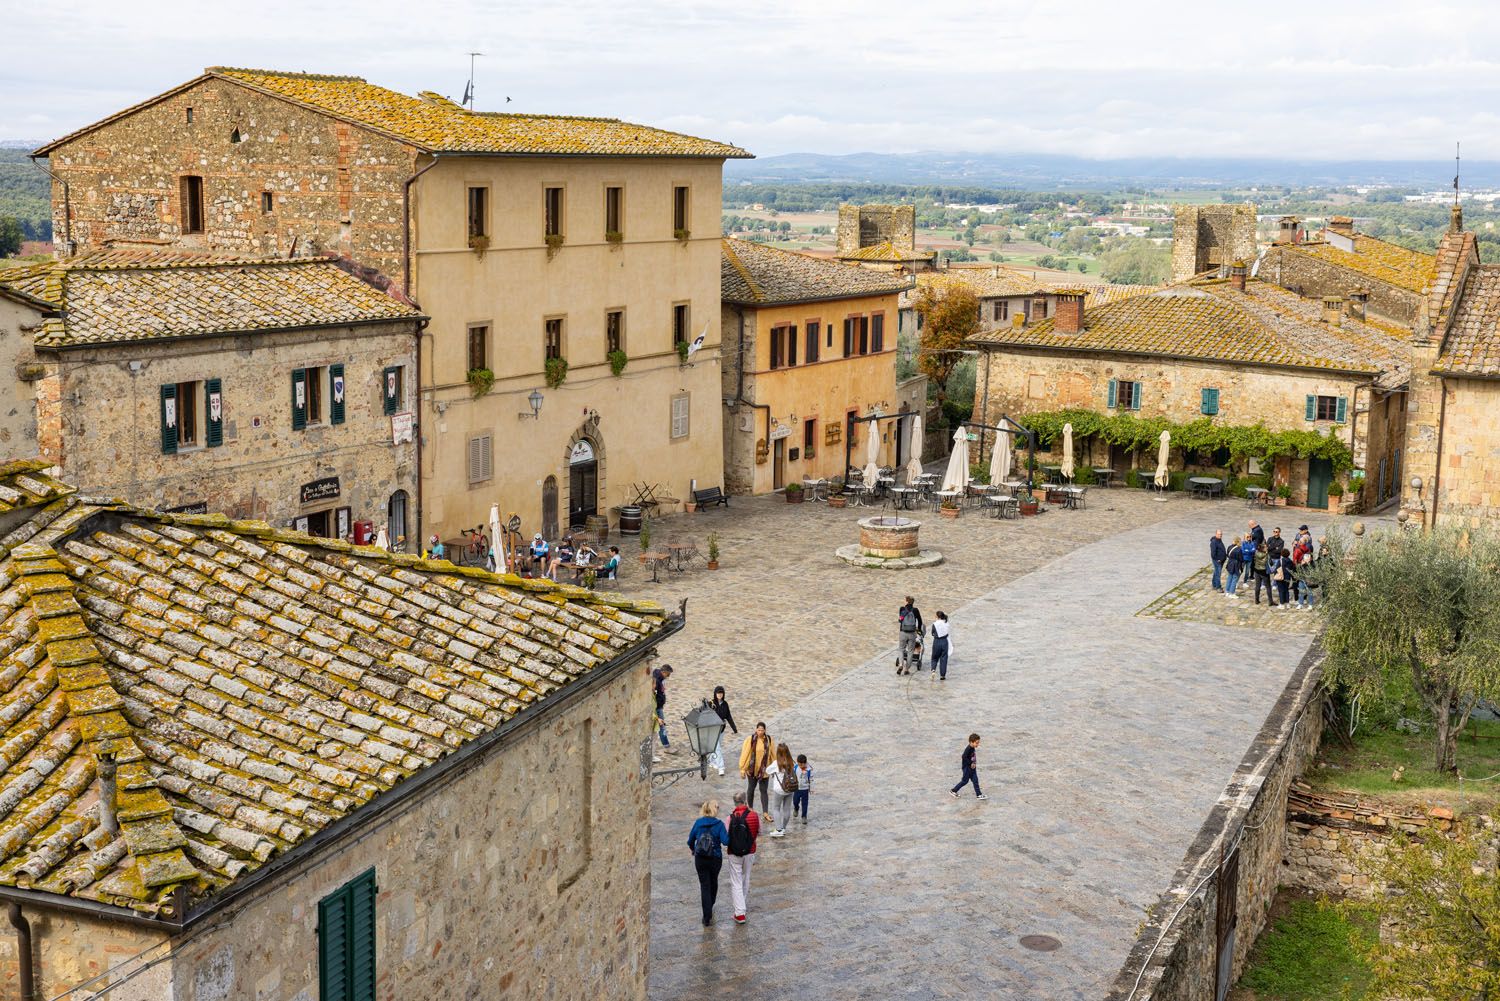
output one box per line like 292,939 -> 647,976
989,426 -> 1012,485
941,425 -> 970,492
1061,423 -> 1075,482
489,503 -> 505,573
904,413 -> 924,485
374,527 -> 389,551
862,414 -> 882,491
1154,430 -> 1171,488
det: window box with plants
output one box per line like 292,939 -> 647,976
467,367 -> 495,399
545,233 -> 565,259
605,230 -> 624,246
468,234 -> 490,257
676,340 -> 691,365
608,349 -> 628,377
673,228 -> 691,243
545,357 -> 569,389
784,482 -> 804,504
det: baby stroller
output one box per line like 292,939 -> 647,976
896,634 -> 925,674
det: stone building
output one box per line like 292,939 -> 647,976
0,249 -> 421,540
971,266 -> 1411,509
0,459 -> 674,1001
719,239 -> 910,493
33,66 -> 752,545
898,265 -> 1160,341
834,204 -> 936,272
0,281 -> 48,452
1256,215 -> 1435,327
1170,204 -> 1257,282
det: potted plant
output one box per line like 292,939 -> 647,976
1276,484 -> 1293,505
467,367 -> 495,399
605,229 -> 624,246
684,498 -> 697,514
784,482 -> 804,504
545,233 -> 565,259
1327,481 -> 1345,510
545,357 -> 569,389
468,234 -> 490,257
608,349 -> 628,377
706,532 -> 720,570
676,340 -> 691,365
673,227 -> 691,243
940,496 -> 961,519
827,478 -> 847,509
1018,493 -> 1039,516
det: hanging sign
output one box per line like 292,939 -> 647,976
300,476 -> 341,504
769,425 -> 793,441
570,440 -> 595,464
391,412 -> 415,445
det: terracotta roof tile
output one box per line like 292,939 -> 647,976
721,239 -> 910,305
838,240 -> 935,263
1434,264 -> 1500,376
1284,234 -> 1437,295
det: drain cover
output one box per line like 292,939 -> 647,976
1019,934 -> 1061,952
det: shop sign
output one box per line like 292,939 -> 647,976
300,476 -> 341,504
165,501 -> 208,514
391,411 -> 415,445
769,425 -> 793,441
570,440 -> 596,464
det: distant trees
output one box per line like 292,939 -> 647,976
0,217 -> 21,258
1098,237 -> 1171,285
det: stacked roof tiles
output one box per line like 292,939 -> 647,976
1435,265 -> 1500,376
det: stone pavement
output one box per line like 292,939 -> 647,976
644,501 -> 1374,1001
1138,566 -> 1322,635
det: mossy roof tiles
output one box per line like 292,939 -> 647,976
902,269 -> 1162,308
0,463 -> 669,916
1434,264 -> 1500,376
839,241 -> 935,263
721,239 -> 911,306
0,251 -> 420,348
971,277 -> 1411,389
1285,235 -> 1437,295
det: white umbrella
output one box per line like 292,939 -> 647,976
1154,430 -> 1171,488
990,426 -> 1012,485
489,503 -> 505,573
862,416 -> 881,491
904,414 -> 924,485
1061,423 -> 1075,482
374,527 -> 389,551
941,425 -> 970,492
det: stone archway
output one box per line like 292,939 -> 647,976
563,416 -> 604,531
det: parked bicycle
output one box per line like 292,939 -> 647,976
461,526 -> 490,568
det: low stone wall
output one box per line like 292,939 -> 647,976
1106,647 -> 1325,1001
1282,785 -> 1457,898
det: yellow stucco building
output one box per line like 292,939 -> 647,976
719,240 -> 912,493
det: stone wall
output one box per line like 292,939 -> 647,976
1171,205 -> 1257,282
35,319 -> 417,532
0,295 -> 40,454
0,908 -> 171,1000
43,76 -> 417,276
836,204 -> 917,257
1256,246 -> 1419,327
1106,650 -> 1325,1001
1281,785 -> 1458,898
1427,376 -> 1500,526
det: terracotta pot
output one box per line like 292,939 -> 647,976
828,496 -> 847,509
785,491 -> 804,503
706,560 -> 719,570
1019,502 -> 1039,517
684,502 -> 697,514
940,506 -> 960,519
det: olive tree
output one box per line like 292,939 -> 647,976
1315,525 -> 1500,772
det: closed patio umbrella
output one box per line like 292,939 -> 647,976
489,503 -> 505,573
373,527 -> 389,551
1061,423 -> 1075,482
862,415 -> 882,491
904,414 -> 924,485
1154,430 -> 1171,489
990,426 -> 1012,485
941,425 -> 970,493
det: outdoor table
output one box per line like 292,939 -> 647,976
1042,465 -> 1063,485
932,489 -> 962,512
1244,486 -> 1270,508
666,541 -> 698,571
639,551 -> 670,582
996,495 -> 1020,519
1002,479 -> 1025,493
891,486 -> 919,510
1060,486 -> 1086,510
802,477 -> 828,502
1188,476 -> 1224,499
1093,467 -> 1116,488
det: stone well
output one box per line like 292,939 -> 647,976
836,515 -> 943,569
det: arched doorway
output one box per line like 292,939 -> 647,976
542,476 -> 559,540
386,489 -> 409,551
568,439 -> 598,528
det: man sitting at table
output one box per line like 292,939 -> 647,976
528,533 -> 549,576
597,546 -> 621,581
547,535 -> 575,582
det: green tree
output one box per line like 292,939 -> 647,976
1098,237 -> 1171,285
0,217 -> 21,258
912,281 -> 980,413
1356,813 -> 1500,1000
1315,526 -> 1500,772
1076,261 -> 1089,273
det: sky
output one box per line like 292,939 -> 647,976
6,0 -> 1500,161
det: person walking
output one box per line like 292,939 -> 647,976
1209,529 -> 1228,591
1252,540 -> 1276,606
725,792 -> 759,924
930,611 -> 952,681
950,733 -> 987,800
766,743 -> 796,837
707,686 -> 738,776
687,800 -> 727,926
652,664 -> 674,755
792,754 -> 812,823
739,723 -> 774,821
1224,535 -> 1244,599
1271,548 -> 1293,609
897,596 -> 924,675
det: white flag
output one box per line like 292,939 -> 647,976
687,323 -> 708,357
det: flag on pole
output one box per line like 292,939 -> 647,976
687,323 -> 708,357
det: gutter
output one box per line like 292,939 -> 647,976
28,157 -> 72,256
968,340 -> 1376,381
32,315 -> 429,354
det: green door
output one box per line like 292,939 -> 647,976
1307,458 -> 1333,510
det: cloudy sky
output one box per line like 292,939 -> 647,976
6,0 -> 1500,160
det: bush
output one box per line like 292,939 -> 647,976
1125,469 -> 1142,488
544,357 -> 569,389
608,350 -> 628,377
1168,470 -> 1188,492
1073,465 -> 1096,486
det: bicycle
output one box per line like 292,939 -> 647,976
462,526 -> 490,568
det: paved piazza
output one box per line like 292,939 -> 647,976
605,492 -> 1375,1000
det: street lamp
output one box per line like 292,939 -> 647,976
652,700 -> 726,785
519,389 -> 544,420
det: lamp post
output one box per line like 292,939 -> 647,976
651,700 -> 726,787
519,389 -> 544,420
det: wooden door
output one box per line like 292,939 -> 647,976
773,439 -> 786,490
1307,458 -> 1333,509
569,462 -> 597,525
542,476 -> 559,538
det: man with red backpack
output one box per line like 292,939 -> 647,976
725,791 -> 760,924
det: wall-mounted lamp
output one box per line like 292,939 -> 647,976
519,389 -> 544,420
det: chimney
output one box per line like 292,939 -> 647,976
1328,216 -> 1355,238
1229,260 -> 1247,292
1451,203 -> 1464,233
1346,289 -> 1369,322
1322,296 -> 1344,327
98,752 -> 120,837
1278,216 -> 1301,244
1053,290 -> 1086,334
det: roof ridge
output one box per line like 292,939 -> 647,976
208,66 -> 364,82
721,239 -> 765,302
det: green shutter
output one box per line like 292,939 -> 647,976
292,369 -> 307,430
349,869 -> 377,1001
1202,387 -> 1219,415
1305,395 -> 1317,422
1335,396 -> 1347,423
1131,381 -> 1143,411
1107,379 -> 1118,408
318,887 -> 350,1001
159,384 -> 178,455
205,378 -> 223,447
330,364 -> 346,425
382,367 -> 398,416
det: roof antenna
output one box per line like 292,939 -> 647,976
1454,141 -> 1461,206
462,52 -> 484,110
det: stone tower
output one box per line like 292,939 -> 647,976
1171,204 -> 1258,282
836,204 -> 918,257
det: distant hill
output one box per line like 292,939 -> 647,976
0,149 -> 50,241
725,152 -> 1500,191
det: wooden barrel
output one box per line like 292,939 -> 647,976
618,505 -> 642,535
585,514 -> 610,544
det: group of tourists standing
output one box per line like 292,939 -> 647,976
1210,520 -> 1328,609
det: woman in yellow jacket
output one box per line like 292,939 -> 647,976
738,722 -> 774,822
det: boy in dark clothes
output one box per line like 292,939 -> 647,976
949,733 -> 987,800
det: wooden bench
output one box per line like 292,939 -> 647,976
692,486 -> 729,508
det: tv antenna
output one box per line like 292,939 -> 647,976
462,52 -> 484,109
1454,141 -> 1461,205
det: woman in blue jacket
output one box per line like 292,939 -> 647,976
687,800 -> 727,925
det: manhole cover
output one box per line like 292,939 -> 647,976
1019,934 -> 1061,952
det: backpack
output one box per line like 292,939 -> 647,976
727,810 -> 753,856
693,824 -> 719,857
899,606 -> 919,632
780,765 -> 798,793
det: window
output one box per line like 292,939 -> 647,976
1201,387 -> 1220,415
467,186 -> 488,240
999,300 -> 1009,321
544,186 -> 564,238
673,303 -> 690,347
230,128 -> 243,144
176,381 -> 200,447
805,321 -> 820,364
544,318 -> 565,361
672,186 -> 690,235
1108,378 -> 1143,411
605,310 -> 624,355
770,324 -> 786,369
382,366 -> 404,415
826,324 -> 834,348
858,316 -> 870,355
604,186 -> 623,238
318,869 -> 376,1001
468,433 -> 494,483
160,380 -> 222,453
1307,394 -> 1346,422
670,394 -> 690,439
842,317 -> 854,357
261,191 -> 274,213
803,417 -> 816,457
180,176 -> 205,234
871,313 -> 885,352
992,301 -> 1004,322
467,324 -> 489,372
1031,297 -> 1048,320
185,107 -> 193,124
786,324 -> 798,367
305,366 -> 325,424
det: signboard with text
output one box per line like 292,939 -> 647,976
300,476 -> 341,504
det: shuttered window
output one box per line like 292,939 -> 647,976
805,321 -> 820,363
786,324 -> 798,367
329,364 -> 346,425
1308,395 -> 1346,422
291,369 -> 308,430
205,378 -> 224,446
670,394 -> 690,439
318,869 -> 377,1001
160,384 -> 178,455
842,318 -> 854,357
1201,387 -> 1220,415
1108,379 -> 1142,410
871,312 -> 885,352
468,434 -> 493,483
382,366 -> 402,416
770,325 -> 785,369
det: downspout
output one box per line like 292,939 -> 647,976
29,157 -> 72,256
401,154 -> 441,300
414,317 -> 430,552
1430,375 -> 1448,527
401,153 -> 440,550
731,305 -> 770,487
9,902 -> 33,1001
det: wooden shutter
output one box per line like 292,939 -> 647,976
1305,395 -> 1317,422
468,435 -> 492,483
843,318 -> 853,356
1131,382 -> 1143,411
318,885 -> 350,1001
329,364 -> 346,425
787,324 -> 798,367
1201,387 -> 1218,415
805,323 -> 819,363
159,384 -> 178,455
318,869 -> 377,1001
205,378 -> 223,446
671,395 -> 690,438
1107,379 -> 1118,409
292,368 -> 308,430
349,870 -> 377,1001
1335,396 -> 1347,423
872,313 -> 885,351
382,367 -> 399,415
770,328 -> 782,369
